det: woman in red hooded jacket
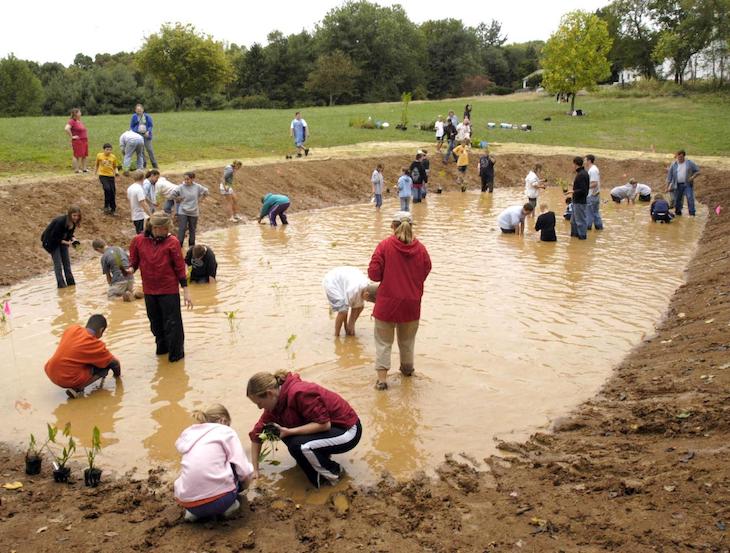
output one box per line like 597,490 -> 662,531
368,211 -> 431,390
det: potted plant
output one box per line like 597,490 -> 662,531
25,433 -> 44,475
83,426 -> 103,487
47,423 -> 76,483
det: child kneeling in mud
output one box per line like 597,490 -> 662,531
174,404 -> 254,522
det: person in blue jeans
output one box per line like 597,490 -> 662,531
584,154 -> 604,230
258,193 -> 291,226
666,149 -> 700,216
130,104 -> 158,169
371,164 -> 384,210
42,206 -> 81,288
397,168 -> 413,212
567,157 -> 589,240
290,112 -> 309,158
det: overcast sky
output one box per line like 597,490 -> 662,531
2,0 -> 609,65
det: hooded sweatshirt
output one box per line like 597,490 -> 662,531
174,423 -> 253,504
368,234 -> 431,323
249,373 -> 359,443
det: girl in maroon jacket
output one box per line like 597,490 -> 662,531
368,211 -> 431,390
247,371 -> 361,488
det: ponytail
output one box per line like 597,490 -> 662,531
394,220 -> 414,244
246,371 -> 290,397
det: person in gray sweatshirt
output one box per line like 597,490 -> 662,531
170,171 -> 209,247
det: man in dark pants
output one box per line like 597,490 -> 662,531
129,212 -> 193,362
567,156 -> 590,240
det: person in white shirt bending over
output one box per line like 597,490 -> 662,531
323,267 -> 378,336
497,203 -> 535,235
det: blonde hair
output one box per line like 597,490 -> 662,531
393,219 -> 414,244
232,160 -> 242,168
192,403 -> 231,424
246,371 -> 289,397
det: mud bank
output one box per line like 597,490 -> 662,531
0,152 -> 728,552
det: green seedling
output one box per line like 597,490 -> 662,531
26,433 -> 47,461
258,426 -> 281,466
85,426 -> 102,471
285,334 -> 297,349
47,422 -> 76,470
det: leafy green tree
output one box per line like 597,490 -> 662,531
651,0 -> 717,83
305,50 -> 360,105
0,55 -> 44,116
420,19 -> 480,98
542,11 -> 613,112
137,23 -> 233,110
316,1 -> 426,102
476,20 -> 508,47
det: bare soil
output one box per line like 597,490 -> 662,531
1,152 -> 729,552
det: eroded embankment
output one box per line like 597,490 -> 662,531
0,152 -> 728,552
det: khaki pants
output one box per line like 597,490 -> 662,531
374,318 -> 419,371
108,278 -> 134,298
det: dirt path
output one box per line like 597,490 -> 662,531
1,151 -> 729,552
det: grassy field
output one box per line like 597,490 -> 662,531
1,92 -> 728,177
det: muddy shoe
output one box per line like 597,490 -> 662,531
65,389 -> 83,399
222,499 -> 240,519
375,381 -> 388,391
304,148 -> 310,157
183,510 -> 198,523
399,365 -> 415,377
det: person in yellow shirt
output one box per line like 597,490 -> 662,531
453,143 -> 470,191
95,143 -> 119,215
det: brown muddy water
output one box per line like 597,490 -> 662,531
0,188 -> 705,500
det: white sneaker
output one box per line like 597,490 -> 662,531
65,389 -> 82,399
222,499 -> 240,519
229,216 -> 238,222
233,214 -> 243,221
183,510 -> 198,522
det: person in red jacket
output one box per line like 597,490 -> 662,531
368,211 -> 431,390
129,211 -> 193,362
45,314 -> 120,399
247,371 -> 361,488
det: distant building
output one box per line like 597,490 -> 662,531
522,69 -> 544,89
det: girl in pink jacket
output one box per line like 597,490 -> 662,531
174,404 -> 254,521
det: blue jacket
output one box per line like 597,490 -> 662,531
666,159 -> 699,188
397,175 -> 413,198
130,113 -> 153,140
260,194 -> 290,218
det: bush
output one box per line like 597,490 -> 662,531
461,75 -> 494,97
417,120 -> 436,131
484,85 -> 514,96
230,94 -> 272,109
349,117 -> 377,129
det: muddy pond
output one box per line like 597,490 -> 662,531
0,187 -> 705,500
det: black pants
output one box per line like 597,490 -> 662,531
99,175 -> 116,212
480,174 -> 494,193
144,293 -> 185,362
283,420 -> 362,488
50,245 -> 75,288
651,213 -> 673,223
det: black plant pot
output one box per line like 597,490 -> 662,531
52,466 -> 71,483
25,456 -> 42,475
84,468 -> 102,487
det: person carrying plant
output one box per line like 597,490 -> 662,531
247,371 -> 362,488
368,211 -> 431,390
322,266 -> 378,336
258,193 -> 291,227
175,404 -> 254,522
452,143 -> 470,190
44,314 -> 121,399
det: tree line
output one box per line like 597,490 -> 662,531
0,0 -> 727,118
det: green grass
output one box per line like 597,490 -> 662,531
1,93 -> 728,177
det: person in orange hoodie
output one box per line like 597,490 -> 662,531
44,314 -> 121,399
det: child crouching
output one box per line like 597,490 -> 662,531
174,404 -> 254,522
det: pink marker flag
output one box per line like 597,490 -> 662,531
716,205 -> 722,216
3,301 -> 10,316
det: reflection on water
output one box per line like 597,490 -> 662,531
0,189 -> 705,493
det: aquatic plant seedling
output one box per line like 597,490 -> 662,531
285,334 -> 297,350
25,433 -> 44,474
224,310 -> 237,320
84,426 -> 103,487
258,424 -> 281,466
47,423 -> 75,482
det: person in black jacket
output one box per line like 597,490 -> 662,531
534,203 -> 557,242
184,244 -> 218,283
41,206 -> 81,288
566,157 -> 589,240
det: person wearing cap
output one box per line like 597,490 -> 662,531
258,193 -> 291,226
666,149 -> 700,216
368,211 -> 431,390
322,267 -> 378,336
129,211 -> 193,363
